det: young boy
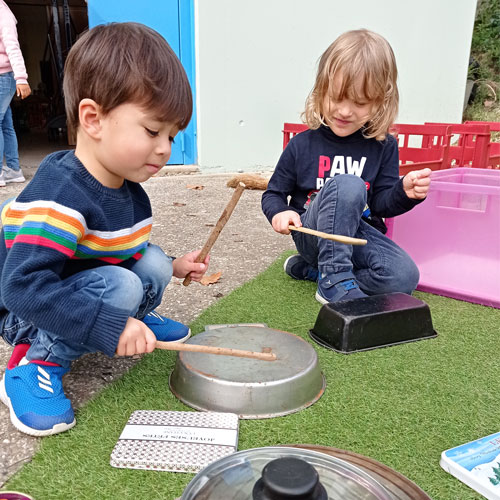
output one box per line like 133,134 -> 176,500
0,22 -> 208,437
262,29 -> 431,305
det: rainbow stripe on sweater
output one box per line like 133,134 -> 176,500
2,200 -> 152,264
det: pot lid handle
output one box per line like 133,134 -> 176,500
252,457 -> 327,499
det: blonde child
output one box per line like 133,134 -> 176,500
0,23 -> 208,436
262,29 -> 430,304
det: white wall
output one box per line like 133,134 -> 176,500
195,0 -> 477,171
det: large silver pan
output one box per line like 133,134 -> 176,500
169,325 -> 326,419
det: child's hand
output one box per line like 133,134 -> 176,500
172,250 -> 210,281
272,210 -> 302,234
116,317 -> 157,356
403,168 -> 432,200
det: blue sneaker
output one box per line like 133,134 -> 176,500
0,345 -> 75,436
316,272 -> 368,304
142,311 -> 191,343
283,255 -> 319,282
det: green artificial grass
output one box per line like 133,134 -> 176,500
4,250 -> 500,499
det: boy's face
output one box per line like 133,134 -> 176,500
322,73 -> 375,137
93,102 -> 179,188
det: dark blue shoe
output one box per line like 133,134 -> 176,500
142,311 -> 191,343
283,255 -> 319,282
0,345 -> 75,436
316,272 -> 368,304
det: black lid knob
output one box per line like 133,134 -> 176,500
252,457 -> 328,500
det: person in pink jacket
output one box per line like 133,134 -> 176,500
0,0 -> 31,187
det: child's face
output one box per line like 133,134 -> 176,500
93,102 -> 179,188
322,73 -> 375,137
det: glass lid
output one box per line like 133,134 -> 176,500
181,447 -> 393,500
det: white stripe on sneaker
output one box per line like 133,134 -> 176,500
37,366 -> 54,393
37,366 -> 50,378
148,311 -> 164,321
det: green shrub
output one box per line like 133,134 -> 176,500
470,0 -> 500,81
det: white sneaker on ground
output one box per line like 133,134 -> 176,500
2,166 -> 26,184
0,172 -> 5,187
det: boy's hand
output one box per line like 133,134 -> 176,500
272,210 -> 302,234
403,168 -> 432,200
116,317 -> 157,356
172,250 -> 210,281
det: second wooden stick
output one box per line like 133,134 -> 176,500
183,182 -> 246,286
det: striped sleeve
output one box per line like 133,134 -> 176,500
2,199 -> 152,263
3,200 -> 83,257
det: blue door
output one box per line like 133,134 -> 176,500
87,0 -> 196,165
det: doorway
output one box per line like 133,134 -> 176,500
6,0 -> 196,166
6,0 -> 88,162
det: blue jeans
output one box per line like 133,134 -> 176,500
0,72 -> 20,172
0,244 -> 172,367
293,174 -> 419,295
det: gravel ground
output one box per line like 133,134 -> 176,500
0,162 -> 294,486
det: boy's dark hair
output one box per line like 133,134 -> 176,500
63,22 -> 192,132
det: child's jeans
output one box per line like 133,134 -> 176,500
0,243 -> 172,368
292,174 -> 419,295
0,72 -> 20,172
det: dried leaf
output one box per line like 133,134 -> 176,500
187,184 -> 204,190
173,202 -> 186,207
200,271 -> 222,286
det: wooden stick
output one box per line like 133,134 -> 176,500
289,225 -> 367,246
156,340 -> 277,361
183,182 -> 246,286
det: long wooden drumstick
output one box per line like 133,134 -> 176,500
289,225 -> 367,246
156,340 -> 276,361
183,182 -> 246,286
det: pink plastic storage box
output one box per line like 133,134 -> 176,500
386,168 -> 500,308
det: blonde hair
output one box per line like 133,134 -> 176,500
302,29 -> 399,140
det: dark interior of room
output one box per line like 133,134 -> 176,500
6,0 -> 88,149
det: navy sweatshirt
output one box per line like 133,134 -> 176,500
262,125 -> 420,226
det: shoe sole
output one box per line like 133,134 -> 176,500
5,178 -> 25,183
284,255 -> 318,282
0,375 -> 76,437
315,290 -> 367,305
315,291 -> 329,305
180,329 -> 192,343
283,255 -> 302,280
169,328 -> 191,344
283,256 -> 293,274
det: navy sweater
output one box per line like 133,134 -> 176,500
0,150 -> 153,357
262,125 -> 420,225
